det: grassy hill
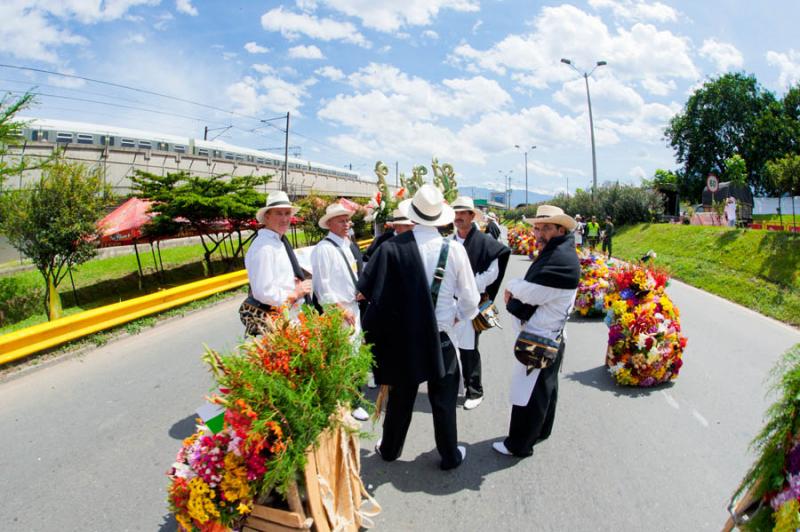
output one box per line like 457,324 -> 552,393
613,224 -> 800,327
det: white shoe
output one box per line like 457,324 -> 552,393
374,438 -> 383,457
352,407 -> 369,421
458,445 -> 466,461
492,441 -> 513,456
367,373 -> 377,389
463,396 -> 483,410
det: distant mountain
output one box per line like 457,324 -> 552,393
458,186 -> 552,208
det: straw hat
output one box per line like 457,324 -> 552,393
406,184 -> 455,227
524,205 -> 577,231
256,191 -> 299,224
391,199 -> 415,226
451,196 -> 484,221
318,202 -> 354,229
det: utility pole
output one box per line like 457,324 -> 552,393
283,112 -> 290,193
203,126 -> 208,141
395,161 -> 399,187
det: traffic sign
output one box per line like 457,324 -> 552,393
706,174 -> 719,192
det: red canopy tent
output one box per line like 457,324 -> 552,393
97,197 -> 155,247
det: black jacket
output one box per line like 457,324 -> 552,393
357,231 -> 443,386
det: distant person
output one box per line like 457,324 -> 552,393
573,214 -> 584,248
601,216 -> 614,258
485,212 -> 502,240
725,197 -> 737,227
586,216 -> 600,250
390,202 -> 415,235
242,191 -> 312,334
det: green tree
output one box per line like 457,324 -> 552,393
0,92 -> 34,186
766,154 -> 800,230
0,158 -> 111,320
724,153 -> 748,185
130,170 -> 270,273
665,73 -> 783,200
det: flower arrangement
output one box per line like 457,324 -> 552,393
603,264 -> 687,387
574,250 -> 612,317
507,223 -> 537,258
167,307 -> 372,531
728,344 -> 800,531
364,161 -> 396,225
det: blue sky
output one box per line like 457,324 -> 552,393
1,0 -> 799,198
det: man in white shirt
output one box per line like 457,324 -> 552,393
243,191 -> 312,327
724,196 -> 737,227
573,214 -> 584,247
494,205 -> 580,458
358,186 -> 480,470
451,196 -> 511,410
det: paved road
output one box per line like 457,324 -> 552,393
1,255 -> 798,531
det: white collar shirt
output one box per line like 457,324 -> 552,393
311,231 -> 360,332
244,228 -> 299,314
451,230 -> 500,349
412,225 -> 480,342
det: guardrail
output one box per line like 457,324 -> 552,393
0,237 -> 376,367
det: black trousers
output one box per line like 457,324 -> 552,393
378,333 -> 463,470
602,238 -> 612,256
459,329 -> 483,399
504,340 -> 565,457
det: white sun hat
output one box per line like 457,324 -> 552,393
318,202 -> 354,229
523,204 -> 577,232
450,196 -> 484,221
406,184 -> 455,227
255,190 -> 299,224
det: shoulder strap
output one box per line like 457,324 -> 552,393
324,237 -> 358,288
429,240 -> 450,309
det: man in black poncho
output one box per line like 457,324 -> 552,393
358,186 -> 480,470
485,211 -> 502,240
493,205 -> 580,458
450,196 -> 511,410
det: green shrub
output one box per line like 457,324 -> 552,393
0,275 -> 43,327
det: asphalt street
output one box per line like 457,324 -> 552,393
1,254 -> 798,531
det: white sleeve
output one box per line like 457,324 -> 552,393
454,245 -> 480,320
474,258 -> 499,294
311,243 -> 342,305
249,246 -> 292,306
506,279 -> 564,307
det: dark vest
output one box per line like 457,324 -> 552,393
460,225 -> 511,301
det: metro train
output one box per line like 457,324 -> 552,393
17,118 -> 360,181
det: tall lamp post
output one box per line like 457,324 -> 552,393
560,58 -> 606,202
514,144 -> 536,205
498,170 -> 513,210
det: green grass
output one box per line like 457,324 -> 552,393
613,224 -> 800,327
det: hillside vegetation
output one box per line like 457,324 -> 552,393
614,224 -> 800,327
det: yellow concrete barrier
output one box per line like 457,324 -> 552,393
0,270 -> 249,366
0,237 -> 376,367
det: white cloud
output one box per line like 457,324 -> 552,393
30,0 -> 160,24
47,69 -> 86,89
244,41 -> 269,54
450,5 -> 698,89
472,19 -> 483,34
154,12 -> 175,30
641,77 -> 676,96
223,52 -> 237,61
313,0 -> 479,32
175,0 -> 198,16
315,66 -> 346,81
123,33 -> 147,45
422,30 -> 439,40
766,49 -> 800,89
699,39 -> 744,71
288,45 -> 325,59
260,6 -> 370,48
589,0 -> 678,22
629,166 -> 647,180
252,64 -> 276,75
226,75 -> 314,116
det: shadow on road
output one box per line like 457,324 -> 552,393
169,413 -> 198,440
157,513 -> 177,531
360,436 -> 519,497
564,365 -> 674,397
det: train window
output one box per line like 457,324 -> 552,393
158,142 -> 167,151
235,154 -> 244,161
138,140 -> 152,149
56,132 -> 73,143
76,133 -> 94,144
30,130 -> 38,141
224,152 -> 234,160
41,131 -> 49,141
102,136 -> 115,146
174,144 -> 186,153
197,148 -> 209,156
256,158 -> 265,164
121,138 -> 135,148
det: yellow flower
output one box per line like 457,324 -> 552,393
237,502 -> 252,515
621,312 -> 635,328
774,499 -> 800,532
186,477 -> 221,524
613,300 -> 628,316
633,269 -> 647,288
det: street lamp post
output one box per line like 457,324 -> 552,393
514,144 -> 536,205
560,58 -> 606,202
498,170 -> 513,210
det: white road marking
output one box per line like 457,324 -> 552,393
661,390 -> 680,409
692,410 -> 709,427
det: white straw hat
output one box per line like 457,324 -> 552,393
407,184 -> 455,227
523,205 -> 577,231
391,199 -> 415,226
256,191 -> 299,224
318,202 -> 354,229
450,196 -> 484,221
